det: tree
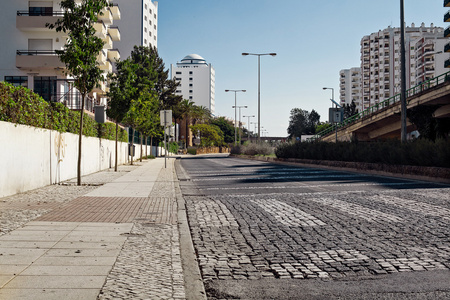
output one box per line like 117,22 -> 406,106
107,58 -> 136,171
211,117 -> 235,144
287,108 -> 321,139
190,124 -> 224,147
343,100 -> 358,119
47,0 -> 110,185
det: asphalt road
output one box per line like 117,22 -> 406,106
176,154 -> 450,300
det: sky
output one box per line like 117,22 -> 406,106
157,0 -> 447,137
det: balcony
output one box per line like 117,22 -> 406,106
16,11 -> 63,31
102,34 -> 113,49
97,50 -> 107,65
445,59 -> 450,68
107,49 -> 120,61
94,21 -> 107,39
98,7 -> 113,25
99,59 -> 112,72
110,4 -> 121,20
446,0 -> 450,7
445,43 -> 450,52
108,26 -> 120,41
16,50 -> 65,70
445,10 -> 450,22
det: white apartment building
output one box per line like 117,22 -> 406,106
339,68 -> 361,108
359,23 -> 446,112
0,0 -> 120,111
171,54 -> 216,114
113,0 -> 158,59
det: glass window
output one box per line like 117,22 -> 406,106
4,76 -> 28,88
34,76 -> 57,101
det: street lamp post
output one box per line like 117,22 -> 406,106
243,115 -> 255,142
225,89 -> 246,146
323,87 -> 337,143
232,105 -> 247,144
242,52 -> 276,143
400,0 -> 407,142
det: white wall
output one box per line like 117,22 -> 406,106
0,121 -> 163,198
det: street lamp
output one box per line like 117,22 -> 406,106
242,52 -> 277,143
400,0 -> 407,142
232,105 -> 247,144
225,89 -> 246,146
323,87 -> 338,143
243,115 -> 255,142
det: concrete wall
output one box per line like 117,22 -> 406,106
0,121 -> 163,198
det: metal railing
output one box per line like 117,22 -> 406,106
16,50 -> 59,55
312,70 -> 450,140
17,11 -> 64,16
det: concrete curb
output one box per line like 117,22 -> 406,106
173,159 -> 207,300
230,154 -> 450,184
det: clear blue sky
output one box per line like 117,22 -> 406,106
157,0 -> 447,137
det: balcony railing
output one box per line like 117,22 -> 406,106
17,11 -> 64,16
17,50 -> 59,55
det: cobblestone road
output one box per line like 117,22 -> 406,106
178,155 -> 450,298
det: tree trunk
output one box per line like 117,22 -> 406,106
150,136 -> 153,156
185,117 -> 189,149
130,128 -> 134,165
77,93 -> 85,186
140,132 -> 143,162
145,136 -> 148,158
115,122 -> 118,172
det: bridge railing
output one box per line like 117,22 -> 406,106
312,71 -> 450,140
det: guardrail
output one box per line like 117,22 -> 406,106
312,71 -> 450,140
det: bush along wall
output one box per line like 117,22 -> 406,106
0,82 -> 127,142
275,139 -> 450,168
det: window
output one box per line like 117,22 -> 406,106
144,39 -> 147,44
189,71 -> 193,75
175,78 -> 181,80
29,6 -> 52,16
145,4 -> 147,9
144,16 -> 147,21
176,90 -> 181,93
4,76 -> 28,88
189,96 -> 193,100
189,78 -> 193,81
189,90 -> 193,93
34,76 -> 57,101
144,27 -> 147,33
189,84 -> 193,87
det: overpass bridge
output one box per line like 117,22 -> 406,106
314,71 -> 450,142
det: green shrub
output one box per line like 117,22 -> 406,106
231,142 -> 274,156
0,82 -> 127,143
275,139 -> 450,168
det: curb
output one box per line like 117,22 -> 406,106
230,154 -> 450,185
173,159 -> 207,300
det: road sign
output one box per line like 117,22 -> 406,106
329,108 -> 344,123
160,110 -> 172,127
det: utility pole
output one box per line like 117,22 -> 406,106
400,0 -> 407,142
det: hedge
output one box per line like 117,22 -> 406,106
0,82 -> 127,142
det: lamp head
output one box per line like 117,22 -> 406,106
242,53 -> 249,56
270,53 -> 277,56
225,90 -> 230,92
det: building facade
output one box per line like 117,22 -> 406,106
340,23 -> 446,113
339,67 -> 361,108
0,0 -> 120,111
113,0 -> 158,60
171,54 -> 216,114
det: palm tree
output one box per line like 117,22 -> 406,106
180,99 -> 195,148
192,105 -> 212,125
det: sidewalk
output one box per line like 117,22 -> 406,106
0,157 -> 205,300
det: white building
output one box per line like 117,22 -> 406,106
339,67 -> 361,108
113,0 -> 158,59
357,23 -> 446,112
171,54 -> 215,114
0,0 -> 120,110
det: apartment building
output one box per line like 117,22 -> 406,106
0,0 -> 120,111
339,68 -> 361,108
113,0 -> 158,59
357,23 -> 445,112
171,54 -> 216,114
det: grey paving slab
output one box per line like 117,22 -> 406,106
59,236 -> 127,243
0,288 -> 100,300
0,241 -> 56,248
32,256 -> 117,266
43,248 -> 121,257
20,265 -> 112,276
0,255 -> 43,265
52,241 -> 123,249
0,265 -> 28,275
0,275 -> 13,287
3,275 -> 106,289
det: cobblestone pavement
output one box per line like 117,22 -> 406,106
179,155 -> 450,298
97,160 -> 186,300
1,160 -> 186,300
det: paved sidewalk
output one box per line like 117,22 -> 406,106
0,157 -> 204,300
